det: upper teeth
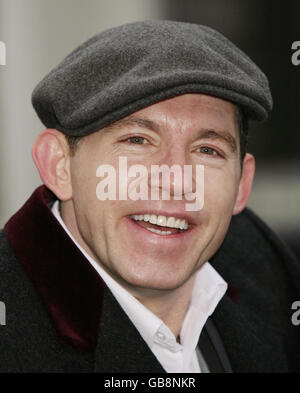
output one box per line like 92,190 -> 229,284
131,214 -> 188,230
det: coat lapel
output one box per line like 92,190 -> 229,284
211,290 -> 290,372
94,287 -> 165,373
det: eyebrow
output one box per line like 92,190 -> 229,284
104,115 -> 237,152
104,116 -> 160,133
194,129 -> 237,153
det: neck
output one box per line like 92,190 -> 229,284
135,275 -> 196,340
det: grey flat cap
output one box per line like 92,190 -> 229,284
32,20 -> 273,136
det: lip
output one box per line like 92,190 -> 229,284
126,209 -> 196,225
124,215 -> 196,241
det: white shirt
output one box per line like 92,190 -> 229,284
51,200 -> 228,373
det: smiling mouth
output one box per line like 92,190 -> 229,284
130,214 -> 189,235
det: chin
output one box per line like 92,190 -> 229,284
113,259 -> 197,292
126,277 -> 188,292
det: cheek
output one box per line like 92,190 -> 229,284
204,167 -> 240,215
70,156 -> 109,237
72,169 -> 99,215
71,145 -> 120,208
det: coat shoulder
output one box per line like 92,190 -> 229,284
210,208 -> 300,372
212,208 -> 300,297
0,229 -> 92,372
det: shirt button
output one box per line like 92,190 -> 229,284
156,331 -> 166,341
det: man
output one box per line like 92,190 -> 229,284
0,20 -> 299,373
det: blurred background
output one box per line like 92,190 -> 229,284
0,0 -> 299,259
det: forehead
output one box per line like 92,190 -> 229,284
125,93 -> 237,133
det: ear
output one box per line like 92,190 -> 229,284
233,153 -> 255,215
32,129 -> 72,201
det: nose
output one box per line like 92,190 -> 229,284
148,146 -> 195,200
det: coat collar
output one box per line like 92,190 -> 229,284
4,185 -> 105,351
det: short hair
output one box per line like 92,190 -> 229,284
236,107 -> 249,162
66,106 -> 249,163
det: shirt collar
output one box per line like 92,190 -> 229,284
180,263 -> 227,356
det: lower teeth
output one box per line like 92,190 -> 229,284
146,227 -> 172,235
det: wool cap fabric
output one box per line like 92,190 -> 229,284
32,20 -> 273,137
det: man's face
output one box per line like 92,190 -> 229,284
68,93 -> 244,293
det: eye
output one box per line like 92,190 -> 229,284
126,136 -> 148,144
197,146 -> 219,156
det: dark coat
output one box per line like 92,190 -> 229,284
0,186 -> 299,372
